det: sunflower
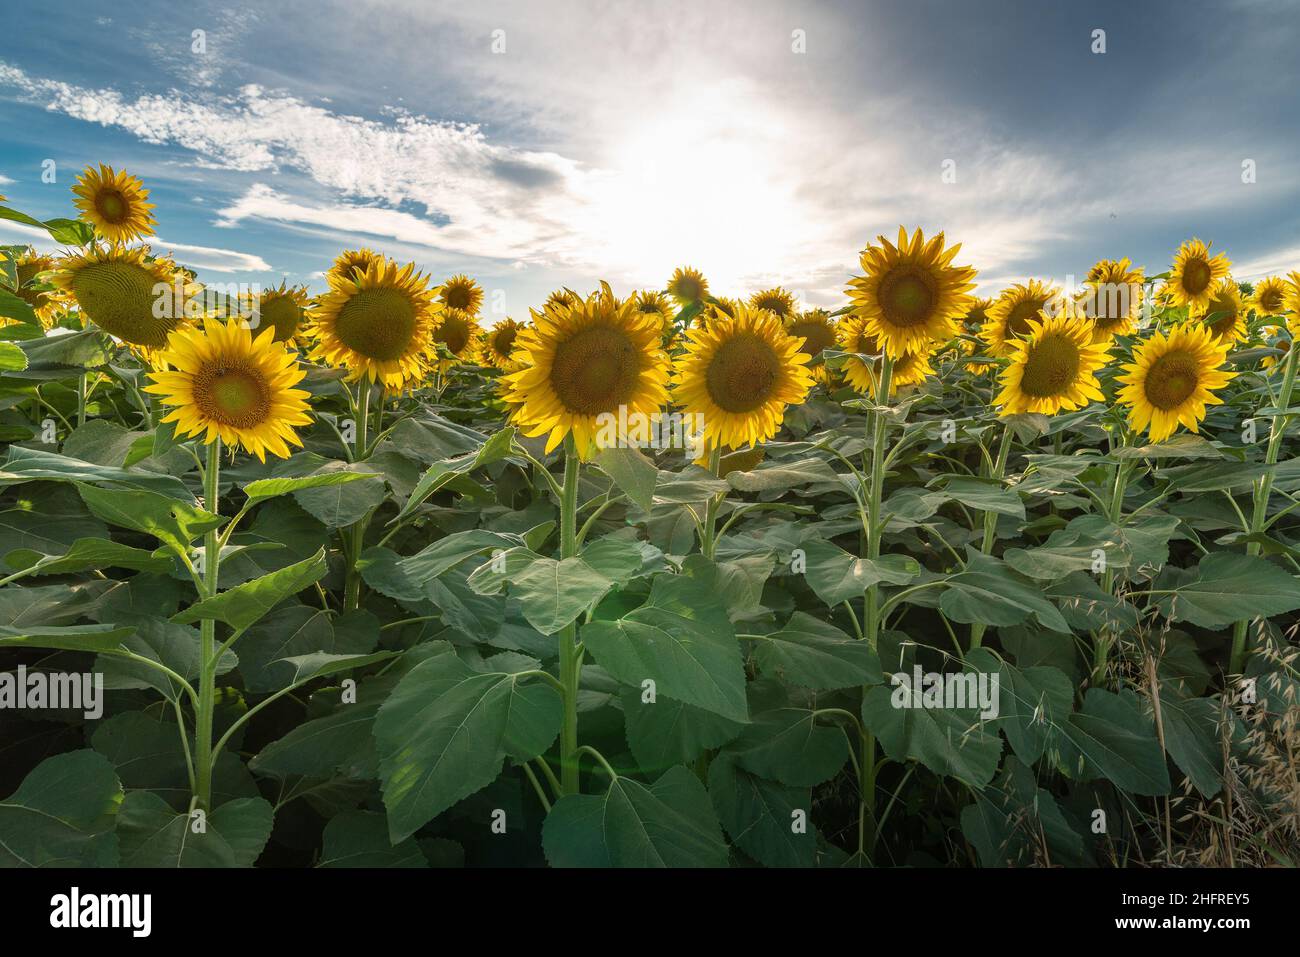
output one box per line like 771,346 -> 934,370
480,317 -> 525,370
545,288 -> 581,311
256,281 -> 310,344
144,321 -> 312,462
71,165 -> 156,244
962,297 -> 993,331
835,314 -> 931,394
50,244 -> 191,349
328,248 -> 383,284
633,290 -> 676,336
1117,323 -> 1234,443
1262,336 -> 1290,371
783,308 -> 837,383
846,226 -> 978,358
1164,238 -> 1231,314
1252,276 -> 1291,317
749,286 -> 796,318
310,258 -> 439,389
440,274 -> 484,315
431,307 -> 481,366
699,296 -> 741,327
503,291 -> 669,457
994,312 -> 1109,416
1078,258 -> 1145,342
1,251 -> 66,327
1201,279 -> 1247,343
980,279 -> 1062,357
667,266 -> 709,306
673,303 -> 814,450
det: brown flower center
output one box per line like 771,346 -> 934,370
259,295 -> 302,343
193,362 -> 271,428
786,320 -> 836,358
706,332 -> 780,413
549,325 -> 641,415
334,287 -> 418,361
1018,333 -> 1081,397
878,268 -> 937,327
1144,351 -> 1200,410
94,189 -> 129,224
1181,258 -> 1212,296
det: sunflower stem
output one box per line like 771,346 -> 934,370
1231,334 -> 1300,674
856,351 -> 893,863
343,382 -> 372,613
193,437 -> 222,812
1091,427 -> 1134,686
701,445 -> 724,559
558,438 -> 582,795
969,422 -> 1013,649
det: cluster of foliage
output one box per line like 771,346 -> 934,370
2,170 -> 1299,868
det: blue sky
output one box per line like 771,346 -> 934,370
2,0 -> 1298,319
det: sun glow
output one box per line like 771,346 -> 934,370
580,92 -> 811,292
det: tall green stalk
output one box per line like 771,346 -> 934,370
856,353 -> 894,860
557,439 -> 582,794
192,438 -> 222,811
700,445 -> 724,560
1230,339 -> 1300,674
969,423 -> 1013,650
343,382 -> 372,612
1091,431 -> 1135,685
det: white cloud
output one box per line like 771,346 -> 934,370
0,218 -> 271,273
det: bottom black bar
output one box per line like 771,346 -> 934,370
2,866 -> 1277,941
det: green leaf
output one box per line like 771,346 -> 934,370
961,758 -> 1088,867
592,445 -> 658,512
77,483 -> 224,556
398,529 -> 526,583
0,750 -> 122,867
292,463 -> 387,527
726,709 -> 848,787
801,539 -> 919,607
116,792 -> 273,867
172,549 -> 328,631
620,686 -> 744,771
242,470 -> 381,508
709,753 -> 816,868
375,643 -> 562,841
753,612 -> 881,689
0,624 -> 135,654
938,477 -> 1026,519
318,811 -> 427,867
727,457 -> 841,492
0,446 -> 191,497
542,766 -> 729,867
1113,433 -> 1224,459
581,574 -> 748,721
396,427 -> 515,521
940,553 -> 1070,633
965,648 -> 1073,763
3,537 -> 173,577
862,683 -> 1002,786
511,556 -> 618,634
1058,689 -> 1170,796
1158,692 -> 1229,798
251,677 -> 394,780
1160,553 -> 1300,630
235,604 -> 379,693
0,340 -> 28,372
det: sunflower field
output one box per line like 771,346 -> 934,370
2,167 -> 1300,870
